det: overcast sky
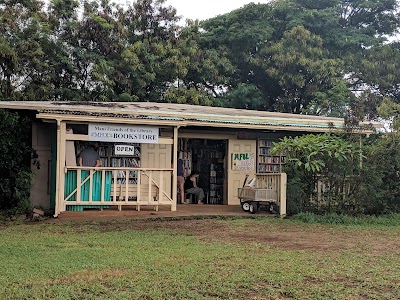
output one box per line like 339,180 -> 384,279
164,0 -> 270,21
117,1 -> 271,21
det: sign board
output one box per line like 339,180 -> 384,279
236,131 -> 247,139
114,145 -> 135,156
88,123 -> 159,144
231,153 -> 255,171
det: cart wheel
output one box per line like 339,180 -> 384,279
249,202 -> 259,214
269,203 -> 278,214
241,201 -> 250,212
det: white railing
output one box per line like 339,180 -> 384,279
311,175 -> 361,212
255,173 -> 287,216
238,173 -> 287,216
63,167 -> 173,211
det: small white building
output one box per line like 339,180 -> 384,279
0,101 -> 379,217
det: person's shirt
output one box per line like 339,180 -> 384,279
177,159 -> 184,177
78,148 -> 100,167
184,176 -> 194,190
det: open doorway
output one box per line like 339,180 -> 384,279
178,138 -> 227,204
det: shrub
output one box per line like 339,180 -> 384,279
272,133 -> 362,215
276,132 -> 400,216
358,133 -> 400,214
0,109 -> 38,216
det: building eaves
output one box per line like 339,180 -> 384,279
38,109 -> 184,121
39,109 -> 346,130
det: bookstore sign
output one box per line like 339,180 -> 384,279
88,123 -> 159,144
231,153 -> 255,171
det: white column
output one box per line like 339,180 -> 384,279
279,173 -> 287,217
172,126 -> 178,211
58,121 -> 67,212
54,120 -> 61,217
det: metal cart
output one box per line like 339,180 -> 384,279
238,175 -> 279,214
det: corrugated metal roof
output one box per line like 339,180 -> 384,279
0,101 -> 380,132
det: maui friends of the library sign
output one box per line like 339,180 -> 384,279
89,123 -> 159,144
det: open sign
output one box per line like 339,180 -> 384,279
115,145 -> 135,155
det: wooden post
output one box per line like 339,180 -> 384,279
125,169 -> 129,204
172,126 -> 178,212
279,173 -> 287,217
157,171 -> 163,212
359,135 -> 363,170
89,169 -> 93,203
137,170 -> 141,211
113,171 -> 117,202
76,170 -> 81,203
148,171 -> 152,204
58,121 -> 67,213
101,170 -> 105,203
54,120 -> 61,217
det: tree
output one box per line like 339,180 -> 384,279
359,132 -> 400,214
378,97 -> 400,131
163,20 -> 234,105
259,25 -> 347,114
199,0 -> 400,116
200,3 -> 277,108
0,110 -> 38,215
357,43 -> 400,101
0,0 -> 50,100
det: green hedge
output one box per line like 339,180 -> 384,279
0,110 -> 38,216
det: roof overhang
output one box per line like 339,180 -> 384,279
0,101 -> 381,134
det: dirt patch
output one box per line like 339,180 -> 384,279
82,218 -> 400,254
38,269 -> 127,286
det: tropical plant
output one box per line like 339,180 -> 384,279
0,110 -> 38,216
358,133 -> 400,214
271,133 -> 363,213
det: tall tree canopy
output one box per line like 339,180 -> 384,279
200,0 -> 399,117
0,0 -> 399,121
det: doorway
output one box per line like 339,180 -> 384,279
178,138 -> 227,204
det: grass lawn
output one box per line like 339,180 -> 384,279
1,216 -> 400,299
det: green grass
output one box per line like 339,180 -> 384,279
1,217 -> 400,299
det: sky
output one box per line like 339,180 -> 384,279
164,0 -> 270,21
118,1 -> 271,21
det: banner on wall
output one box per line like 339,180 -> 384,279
88,123 -> 159,144
231,153 -> 255,171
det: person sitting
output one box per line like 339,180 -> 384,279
184,170 -> 205,204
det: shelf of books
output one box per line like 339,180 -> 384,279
76,142 -> 140,184
178,138 -> 192,177
257,139 -> 286,173
209,162 -> 224,204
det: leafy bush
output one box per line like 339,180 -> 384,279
274,132 -> 400,216
282,164 -> 311,215
0,110 -> 38,216
358,133 -> 400,214
272,133 -> 362,214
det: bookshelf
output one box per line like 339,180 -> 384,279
257,139 -> 285,173
178,138 -> 191,177
188,139 -> 225,204
208,148 -> 224,204
76,142 -> 141,184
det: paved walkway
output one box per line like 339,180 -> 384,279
53,204 -> 270,222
